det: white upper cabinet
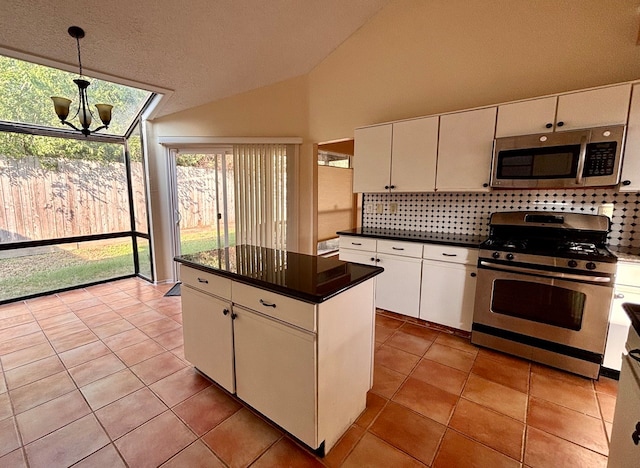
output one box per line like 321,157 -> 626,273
391,116 -> 439,192
555,84 -> 631,131
353,117 -> 438,193
496,96 -> 558,137
436,107 -> 497,192
496,84 -> 632,137
620,83 -> 640,192
353,124 -> 392,193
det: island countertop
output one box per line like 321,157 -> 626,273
174,244 -> 383,304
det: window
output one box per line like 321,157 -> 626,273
0,54 -> 156,302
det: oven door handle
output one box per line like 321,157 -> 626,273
479,260 -> 612,283
575,134 -> 588,185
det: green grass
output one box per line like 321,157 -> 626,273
0,229 -> 234,302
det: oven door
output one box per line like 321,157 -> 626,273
473,263 -> 613,354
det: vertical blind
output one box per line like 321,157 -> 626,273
233,144 -> 287,250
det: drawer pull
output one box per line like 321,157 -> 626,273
351,242 -> 362,246
442,253 -> 457,257
632,421 -> 640,445
197,277 -> 209,284
392,247 -> 405,250
615,293 -> 625,299
259,299 -> 277,308
630,349 -> 640,363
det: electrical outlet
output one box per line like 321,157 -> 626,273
364,203 -> 374,214
389,202 -> 398,214
376,203 -> 384,214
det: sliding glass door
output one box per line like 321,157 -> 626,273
172,150 -> 236,260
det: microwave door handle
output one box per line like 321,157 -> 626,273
575,135 -> 588,185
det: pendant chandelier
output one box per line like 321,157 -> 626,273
51,26 -> 113,137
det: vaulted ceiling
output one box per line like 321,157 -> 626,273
0,0 -> 390,118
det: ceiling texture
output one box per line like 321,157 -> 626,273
0,0 -> 389,118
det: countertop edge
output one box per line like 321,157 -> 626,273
175,257 -> 383,304
336,229 -> 486,249
623,303 -> 640,337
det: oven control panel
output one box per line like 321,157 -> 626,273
481,249 -> 616,276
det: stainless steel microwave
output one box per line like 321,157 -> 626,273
490,125 -> 626,188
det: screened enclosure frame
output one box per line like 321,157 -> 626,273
0,111 -> 155,305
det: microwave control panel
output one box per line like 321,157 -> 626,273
584,142 -> 617,177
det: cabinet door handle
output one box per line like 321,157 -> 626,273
630,349 -> 640,363
231,312 -> 237,320
351,242 -> 362,246
545,123 -> 553,129
392,247 -> 404,250
370,257 -> 376,262
375,258 -> 381,263
632,421 -> 640,445
615,293 -> 625,299
470,272 -> 477,277
442,253 -> 457,257
197,278 -> 209,284
622,180 -> 631,186
223,309 -> 229,316
556,121 -> 565,127
259,299 -> 276,308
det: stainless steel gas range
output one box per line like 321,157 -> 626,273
471,211 -> 616,378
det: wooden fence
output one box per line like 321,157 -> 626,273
0,157 -> 230,243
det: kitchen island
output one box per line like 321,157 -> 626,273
174,245 -> 383,454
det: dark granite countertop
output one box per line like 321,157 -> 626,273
623,303 -> 640,337
609,246 -> 640,264
336,227 -> 487,248
175,245 -> 383,304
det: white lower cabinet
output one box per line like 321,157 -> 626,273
608,351 -> 640,467
233,305 -> 317,447
339,237 -> 422,318
375,254 -> 422,318
338,235 -> 480,331
419,245 -> 479,332
603,261 -> 640,371
420,261 -> 477,331
181,284 -> 235,393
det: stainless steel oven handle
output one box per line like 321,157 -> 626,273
479,260 -> 612,283
575,135 -> 588,185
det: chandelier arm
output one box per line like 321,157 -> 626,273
61,120 -> 82,132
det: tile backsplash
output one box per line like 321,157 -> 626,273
362,189 -> 640,247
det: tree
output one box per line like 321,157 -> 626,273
0,55 -> 151,164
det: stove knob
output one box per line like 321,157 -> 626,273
506,253 -> 514,261
586,262 -> 597,270
568,260 -> 578,268
492,251 -> 500,259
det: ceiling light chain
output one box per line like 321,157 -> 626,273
50,26 -> 113,137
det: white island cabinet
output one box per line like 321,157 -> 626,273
177,247 -> 380,454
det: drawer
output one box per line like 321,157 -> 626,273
423,244 -> 478,265
232,282 -> 316,332
339,236 -> 376,252
376,239 -> 423,258
616,262 -> 640,288
180,265 -> 232,300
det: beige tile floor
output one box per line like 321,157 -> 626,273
0,278 -> 617,467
